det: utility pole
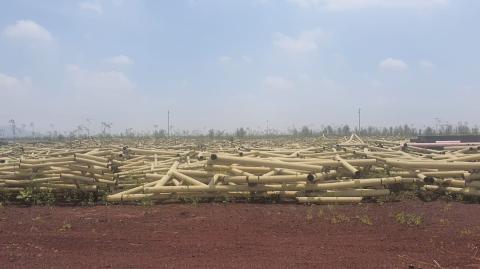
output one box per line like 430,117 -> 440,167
167,110 -> 170,137
266,120 -> 269,136
358,108 -> 361,133
30,122 -> 35,141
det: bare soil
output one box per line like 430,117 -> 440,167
1,200 -> 479,269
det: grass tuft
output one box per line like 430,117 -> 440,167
394,211 -> 423,226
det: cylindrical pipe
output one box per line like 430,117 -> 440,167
210,154 -> 324,172
296,197 -> 363,204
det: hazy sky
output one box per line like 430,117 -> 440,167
1,0 -> 479,134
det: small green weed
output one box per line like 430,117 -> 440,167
357,214 -> 373,225
330,213 -> 350,224
394,211 -> 423,226
59,222 -> 72,231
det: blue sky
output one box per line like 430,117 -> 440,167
0,0 -> 479,134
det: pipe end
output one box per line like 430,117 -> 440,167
423,176 -> 435,184
307,173 -> 315,182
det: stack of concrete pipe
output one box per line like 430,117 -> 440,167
1,135 -> 479,204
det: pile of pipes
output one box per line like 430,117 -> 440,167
0,147 -> 117,194
0,134 -> 479,204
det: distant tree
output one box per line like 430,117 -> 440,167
288,127 -> 298,137
300,126 -> 312,137
381,127 -> 388,136
424,127 -> 434,136
124,128 -> 135,137
101,122 -> 112,136
215,130 -> 225,137
472,125 -> 479,134
29,122 -> 35,139
324,125 -> 333,135
235,127 -> 247,138
154,129 -> 166,138
342,125 -> 350,135
208,129 -> 215,139
8,119 -> 16,141
457,121 -> 470,134
444,124 -> 453,135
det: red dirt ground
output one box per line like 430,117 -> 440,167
1,200 -> 479,269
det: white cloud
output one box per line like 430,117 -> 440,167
288,0 -> 448,10
378,58 -> 408,71
273,29 -> 324,53
263,76 -> 295,92
78,1 -> 103,14
0,72 -> 32,93
65,65 -> 135,95
242,56 -> 253,63
0,72 -> 32,117
2,20 -> 53,43
218,56 -> 232,63
105,55 -> 133,65
419,60 -> 435,70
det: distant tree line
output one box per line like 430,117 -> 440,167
207,122 -> 480,139
1,120 -> 479,140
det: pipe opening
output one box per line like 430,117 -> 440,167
423,176 -> 435,185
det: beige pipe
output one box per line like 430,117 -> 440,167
120,160 -> 146,169
171,170 -> 207,186
39,183 -> 98,191
311,189 -> 390,197
203,164 -> 271,174
145,177 -> 407,193
296,197 -> 363,204
447,153 -> 480,162
335,155 -> 360,178
108,180 -> 159,200
107,193 -> 154,202
423,185 -> 480,197
210,154 -> 324,172
107,191 -> 270,202
19,161 -> 76,169
128,148 -> 179,156
176,169 -> 216,178
262,170 -> 277,176
20,156 -> 75,164
467,181 -> 480,188
430,178 -> 466,188
2,179 -> 33,186
68,164 -> 110,175
220,174 -> 314,184
230,167 -> 256,177
386,159 -> 480,170
61,173 -> 95,184
75,157 -> 108,168
153,161 -> 179,187
404,145 -> 444,154
302,159 -> 376,167
74,153 -> 108,163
